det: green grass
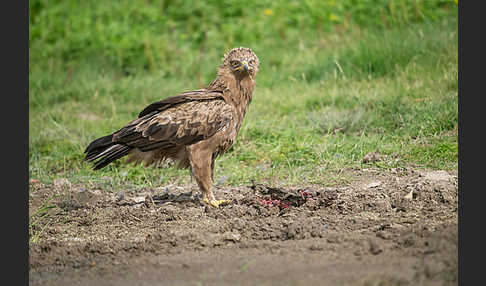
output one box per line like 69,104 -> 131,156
29,194 -> 58,243
29,0 -> 458,190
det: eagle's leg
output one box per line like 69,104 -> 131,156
188,147 -> 229,207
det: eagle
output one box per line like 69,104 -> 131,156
84,47 -> 259,207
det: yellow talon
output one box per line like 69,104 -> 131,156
203,198 -> 230,207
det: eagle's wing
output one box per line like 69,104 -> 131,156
138,90 -> 224,118
112,91 -> 232,152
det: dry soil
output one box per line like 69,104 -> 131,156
29,167 -> 458,286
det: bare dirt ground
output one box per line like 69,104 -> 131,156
29,167 -> 457,286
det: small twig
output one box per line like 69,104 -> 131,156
128,212 -> 142,222
334,59 -> 346,79
63,67 -> 74,86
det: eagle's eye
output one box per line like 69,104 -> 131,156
249,60 -> 255,65
230,60 -> 240,68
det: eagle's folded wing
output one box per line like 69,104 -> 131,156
113,96 -> 232,152
138,90 -> 224,118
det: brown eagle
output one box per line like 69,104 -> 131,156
84,47 -> 259,207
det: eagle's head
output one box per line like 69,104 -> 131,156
220,47 -> 259,79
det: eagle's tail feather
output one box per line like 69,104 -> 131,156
84,135 -> 132,170
84,135 -> 114,156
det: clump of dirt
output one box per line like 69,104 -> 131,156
29,167 -> 457,286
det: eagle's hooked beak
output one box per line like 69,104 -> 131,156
241,60 -> 249,72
